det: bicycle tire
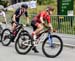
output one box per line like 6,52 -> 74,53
1,29 -> 12,46
42,35 -> 63,58
0,25 -> 3,42
15,30 -> 33,55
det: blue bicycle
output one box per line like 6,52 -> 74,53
15,28 -> 63,58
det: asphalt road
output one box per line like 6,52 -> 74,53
0,24 -> 75,61
0,42 -> 75,61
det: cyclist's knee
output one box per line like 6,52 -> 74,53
12,23 -> 16,30
13,23 -> 17,27
37,24 -> 44,30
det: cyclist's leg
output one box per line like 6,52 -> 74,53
31,20 -> 37,40
31,20 -> 44,39
11,18 -> 19,32
35,23 -> 44,35
31,21 -> 43,35
31,20 -> 44,53
31,20 -> 37,31
31,20 -> 39,53
11,21 -> 16,32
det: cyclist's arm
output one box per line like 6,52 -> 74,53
2,16 -> 7,24
25,11 -> 30,24
12,14 -> 16,22
2,11 -> 7,22
40,16 -> 49,27
40,16 -> 49,28
40,17 -> 44,24
42,15 -> 53,31
43,22 -> 53,32
40,11 -> 51,28
26,17 -> 29,24
47,16 -> 53,31
48,23 -> 53,30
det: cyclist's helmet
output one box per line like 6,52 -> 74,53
46,6 -> 54,11
21,4 -> 28,9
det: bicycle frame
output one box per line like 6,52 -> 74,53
15,27 -> 63,58
36,29 -> 53,45
11,24 -> 24,42
36,29 -> 54,47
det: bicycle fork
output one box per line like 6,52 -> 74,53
48,33 -> 54,47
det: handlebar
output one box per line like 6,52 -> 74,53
43,28 -> 57,33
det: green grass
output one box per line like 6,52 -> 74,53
74,0 -> 75,15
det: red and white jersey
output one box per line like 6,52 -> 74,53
33,11 -> 51,23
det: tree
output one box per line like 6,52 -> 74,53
37,0 -> 54,5
11,0 -> 21,4
11,0 -> 16,4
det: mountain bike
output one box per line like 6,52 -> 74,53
0,22 -> 6,42
1,23 -> 28,46
15,28 -> 63,58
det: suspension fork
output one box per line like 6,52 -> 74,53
48,32 -> 53,46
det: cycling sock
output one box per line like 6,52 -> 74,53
32,32 -> 37,41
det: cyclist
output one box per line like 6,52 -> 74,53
0,8 -> 7,24
11,4 -> 29,33
31,6 -> 54,53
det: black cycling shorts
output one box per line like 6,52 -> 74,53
31,20 -> 37,31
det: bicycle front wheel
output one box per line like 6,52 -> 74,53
1,29 -> 11,46
42,35 -> 63,58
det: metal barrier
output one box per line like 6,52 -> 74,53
51,15 -> 75,35
5,12 -> 75,35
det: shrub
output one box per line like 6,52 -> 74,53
0,1 -> 10,7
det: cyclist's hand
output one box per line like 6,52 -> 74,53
43,23 -> 49,28
53,29 -> 57,32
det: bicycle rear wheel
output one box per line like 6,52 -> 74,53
1,29 -> 11,46
42,35 -> 63,58
0,25 -> 3,42
15,30 -> 33,55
